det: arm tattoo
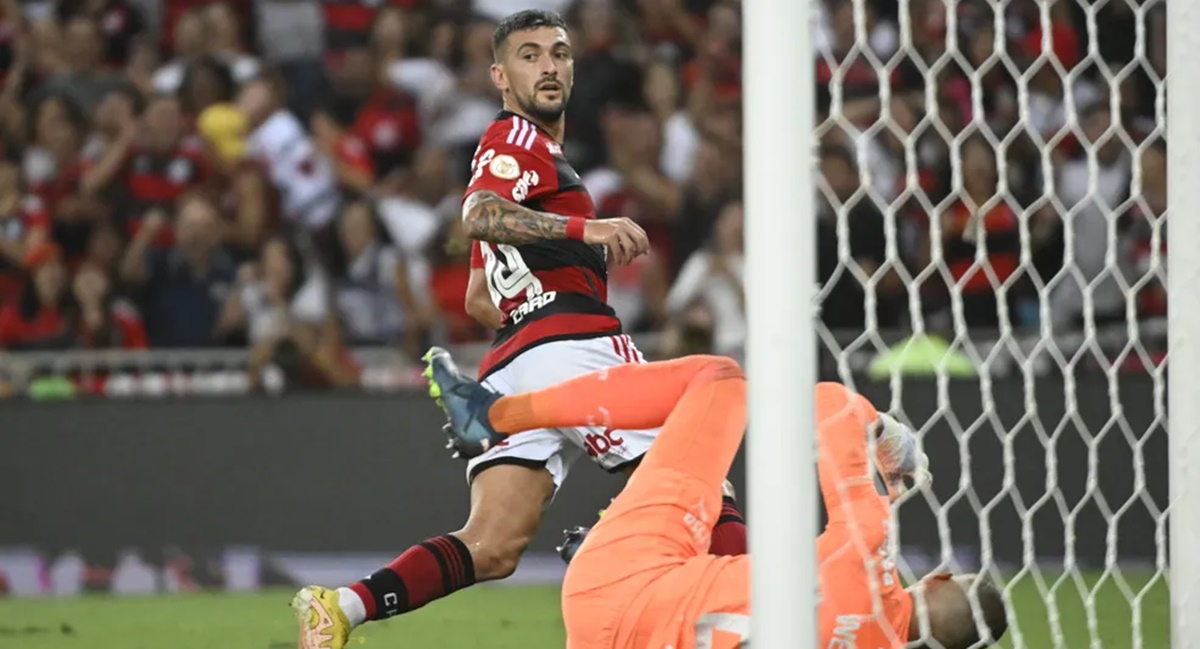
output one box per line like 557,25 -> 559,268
462,190 -> 569,244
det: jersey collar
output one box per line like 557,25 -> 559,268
495,110 -> 555,141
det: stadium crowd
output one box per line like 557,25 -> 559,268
0,0 -> 1168,374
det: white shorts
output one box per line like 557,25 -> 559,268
465,334 -> 659,489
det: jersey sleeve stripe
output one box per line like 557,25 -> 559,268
516,119 -> 530,147
521,123 -> 537,149
506,116 -> 521,144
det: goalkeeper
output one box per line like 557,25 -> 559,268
425,350 -> 1009,648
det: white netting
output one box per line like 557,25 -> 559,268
813,0 -> 1176,646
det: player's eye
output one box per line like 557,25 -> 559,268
555,51 -> 571,60
523,53 -> 538,61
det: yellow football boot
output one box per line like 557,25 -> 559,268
292,586 -> 352,649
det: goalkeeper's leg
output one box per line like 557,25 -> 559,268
489,355 -> 748,647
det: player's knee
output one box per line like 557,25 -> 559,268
459,532 -> 531,581
688,355 -> 745,386
474,541 -> 527,580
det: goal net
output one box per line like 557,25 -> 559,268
809,0 -> 1182,646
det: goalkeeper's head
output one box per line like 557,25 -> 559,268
908,573 -> 1009,648
869,414 -> 1009,646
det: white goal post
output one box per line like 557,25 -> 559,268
744,0 -> 818,646
744,0 -> 1197,646
1168,0 -> 1200,646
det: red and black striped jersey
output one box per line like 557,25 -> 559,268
466,111 -> 620,379
122,138 -> 209,246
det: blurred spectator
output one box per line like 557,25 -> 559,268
0,0 -> 21,87
665,200 -> 743,355
0,241 -> 73,348
119,193 -> 235,347
299,198 -> 433,355
322,0 -> 416,66
1048,102 -> 1132,328
377,7 -> 456,132
0,158 -> 49,301
562,0 -> 642,174
238,76 -> 340,257
160,0 -> 253,54
78,219 -> 123,279
679,1 -> 740,105
199,2 -> 258,78
423,17 -> 501,180
217,234 -> 310,346
816,145 -> 900,330
585,102 -> 674,330
31,14 -> 125,112
58,0 -> 147,68
84,84 -> 141,162
1129,141 -> 1166,320
642,57 -> 699,185
178,56 -> 237,121
87,94 -> 211,246
25,94 -> 106,264
426,217 -> 489,344
936,136 -> 1019,328
155,3 -> 256,94
669,132 -> 740,273
588,103 -> 678,255
71,262 -> 148,348
253,0 -> 324,123
318,46 -> 422,193
122,35 -> 160,97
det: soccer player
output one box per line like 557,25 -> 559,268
291,10 -> 747,649
424,348 -> 1010,649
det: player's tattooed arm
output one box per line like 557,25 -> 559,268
461,190 -> 570,244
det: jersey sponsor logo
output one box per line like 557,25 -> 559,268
547,141 -> 563,156
489,153 -> 520,180
507,290 -> 557,325
582,426 -> 623,458
512,170 -> 540,202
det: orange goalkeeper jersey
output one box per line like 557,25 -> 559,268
815,382 -> 913,648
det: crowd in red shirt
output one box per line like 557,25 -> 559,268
0,0 -> 1170,378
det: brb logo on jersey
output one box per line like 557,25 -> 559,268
512,170 -> 540,202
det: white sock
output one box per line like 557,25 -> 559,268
337,587 -> 368,627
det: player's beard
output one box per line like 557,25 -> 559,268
518,84 -> 570,124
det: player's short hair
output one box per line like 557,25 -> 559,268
492,9 -> 568,59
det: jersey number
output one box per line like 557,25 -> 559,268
481,243 -> 543,305
470,147 -> 495,187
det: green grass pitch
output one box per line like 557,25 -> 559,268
0,572 -> 1169,648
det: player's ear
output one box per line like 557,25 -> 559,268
491,63 -> 507,93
